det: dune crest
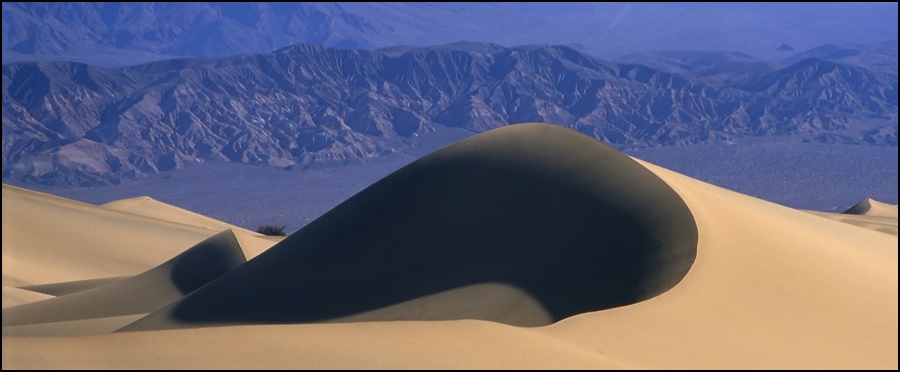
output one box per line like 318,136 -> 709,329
99,195 -> 280,259
101,196 -> 258,234
120,123 -> 699,331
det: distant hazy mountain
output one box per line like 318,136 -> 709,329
3,42 -> 897,186
3,2 -> 898,66
613,50 -> 782,86
780,40 -> 899,76
777,44 -> 796,52
613,40 -> 900,86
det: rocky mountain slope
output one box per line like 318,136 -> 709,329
3,42 -> 897,186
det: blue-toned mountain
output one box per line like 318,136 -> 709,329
3,43 -> 897,186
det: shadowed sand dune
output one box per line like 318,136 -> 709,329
2,123 -> 897,369
120,123 -> 699,331
2,230 -> 246,335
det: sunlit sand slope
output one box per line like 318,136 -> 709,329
2,185 -> 277,289
540,159 -> 898,369
2,286 -> 53,308
101,196 -> 260,235
2,185 -> 229,286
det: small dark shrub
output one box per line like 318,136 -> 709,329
256,225 -> 287,236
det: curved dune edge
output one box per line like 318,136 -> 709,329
19,277 -> 130,297
120,123 -> 699,331
2,230 -> 246,335
539,159 -> 898,369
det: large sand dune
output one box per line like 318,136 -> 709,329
122,122 -> 698,331
2,123 -> 897,369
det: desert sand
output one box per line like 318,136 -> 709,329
2,123 -> 897,369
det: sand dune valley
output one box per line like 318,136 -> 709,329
2,123 -> 897,369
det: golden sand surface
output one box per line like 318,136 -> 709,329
3,124 -> 896,369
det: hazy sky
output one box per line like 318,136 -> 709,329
2,2 -> 898,65
448,2 -> 900,59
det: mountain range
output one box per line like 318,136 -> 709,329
3,41 -> 897,186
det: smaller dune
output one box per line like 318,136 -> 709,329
843,198 -> 899,218
100,196 -> 279,259
2,230 -> 246,336
805,199 -> 899,236
2,185 -> 280,287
